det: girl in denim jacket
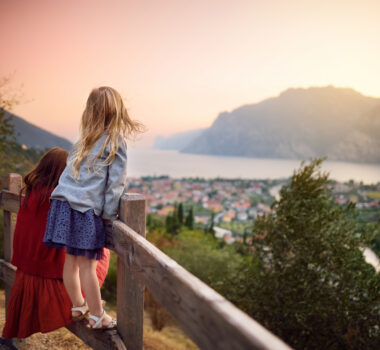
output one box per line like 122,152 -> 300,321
44,87 -> 144,329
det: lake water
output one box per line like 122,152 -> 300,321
127,148 -> 380,184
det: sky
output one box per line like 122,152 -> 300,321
1,0 -> 380,146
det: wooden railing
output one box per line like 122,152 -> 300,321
0,173 -> 292,350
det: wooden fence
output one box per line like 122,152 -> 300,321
0,173 -> 291,350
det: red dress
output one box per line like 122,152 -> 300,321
2,189 -> 110,339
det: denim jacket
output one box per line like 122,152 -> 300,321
51,134 -> 127,220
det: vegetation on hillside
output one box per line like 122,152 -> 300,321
140,160 -> 380,349
0,76 -> 45,183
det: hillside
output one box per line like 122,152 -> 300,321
181,86 -> 380,163
4,110 -> 72,150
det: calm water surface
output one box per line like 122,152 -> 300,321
127,148 -> 380,184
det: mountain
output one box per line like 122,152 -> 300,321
154,128 -> 206,150
181,86 -> 380,163
4,110 -> 73,150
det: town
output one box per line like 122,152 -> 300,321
126,176 -> 380,244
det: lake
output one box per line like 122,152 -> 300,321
127,148 -> 380,184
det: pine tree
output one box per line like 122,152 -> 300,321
185,207 -> 194,229
165,204 -> 180,235
207,212 -> 215,236
178,203 -> 184,225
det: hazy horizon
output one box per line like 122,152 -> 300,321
5,84 -> 380,147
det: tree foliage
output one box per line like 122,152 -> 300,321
165,203 -> 195,234
0,75 -> 41,180
248,159 -> 380,349
162,229 -> 256,307
185,207 -> 194,229
178,202 -> 184,225
0,76 -> 19,175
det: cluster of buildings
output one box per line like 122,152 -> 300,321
126,177 -> 275,244
127,176 -> 272,218
331,182 -> 380,209
125,177 -> 380,244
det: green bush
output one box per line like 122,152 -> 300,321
162,229 -> 257,309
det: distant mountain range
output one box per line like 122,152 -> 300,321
4,110 -> 73,150
155,86 -> 380,164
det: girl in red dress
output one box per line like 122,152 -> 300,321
2,147 -> 110,339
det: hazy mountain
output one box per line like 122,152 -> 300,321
154,128 -> 206,150
4,110 -> 73,150
182,86 -> 380,163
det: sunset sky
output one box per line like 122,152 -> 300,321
1,0 -> 380,146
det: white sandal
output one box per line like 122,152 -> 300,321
87,310 -> 117,331
71,300 -> 89,321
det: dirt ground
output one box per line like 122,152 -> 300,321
0,290 -> 198,350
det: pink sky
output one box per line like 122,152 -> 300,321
1,0 -> 380,146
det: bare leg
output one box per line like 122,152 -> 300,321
78,255 -> 112,326
63,253 -> 85,317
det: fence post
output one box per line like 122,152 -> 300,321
117,193 -> 146,350
3,173 -> 22,306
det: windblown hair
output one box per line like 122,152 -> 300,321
71,86 -> 145,178
21,147 -> 69,211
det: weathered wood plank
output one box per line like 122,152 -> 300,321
0,259 -> 16,286
111,220 -> 291,350
3,175 -> 22,261
116,194 -> 146,350
3,174 -> 22,308
0,190 -> 20,213
66,319 -> 127,350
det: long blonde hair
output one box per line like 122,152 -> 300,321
71,86 -> 145,177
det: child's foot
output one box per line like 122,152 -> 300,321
88,310 -> 117,330
72,299 -> 105,318
71,300 -> 89,320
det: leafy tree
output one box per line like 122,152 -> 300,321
0,75 -> 40,180
0,76 -> 19,176
163,230 -> 256,307
247,159 -> 380,349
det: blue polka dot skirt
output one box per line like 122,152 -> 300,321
43,199 -> 105,260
